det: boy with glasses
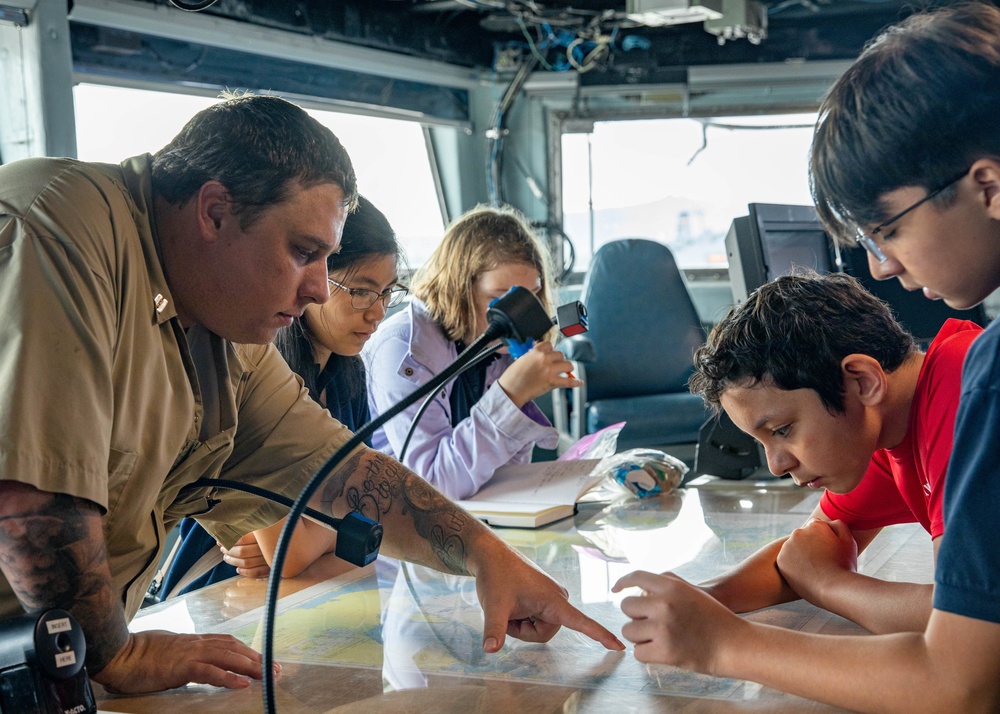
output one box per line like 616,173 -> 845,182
615,4 -> 1000,711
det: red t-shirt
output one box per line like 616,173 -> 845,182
820,319 -> 982,539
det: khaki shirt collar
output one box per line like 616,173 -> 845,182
119,154 -> 177,326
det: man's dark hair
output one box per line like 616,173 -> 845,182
151,92 -> 357,228
810,2 -> 1000,243
689,272 -> 916,414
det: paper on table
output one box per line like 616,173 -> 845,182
457,458 -> 605,528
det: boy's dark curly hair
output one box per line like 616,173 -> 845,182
690,272 -> 915,414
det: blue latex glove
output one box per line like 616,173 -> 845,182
506,337 -> 534,359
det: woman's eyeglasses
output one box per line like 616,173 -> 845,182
328,278 -> 408,310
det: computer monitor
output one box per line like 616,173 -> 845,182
725,202 -> 989,343
726,203 -> 838,304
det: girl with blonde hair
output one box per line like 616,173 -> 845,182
364,204 -> 578,500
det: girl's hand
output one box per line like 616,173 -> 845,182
220,532 -> 271,578
496,341 -> 582,408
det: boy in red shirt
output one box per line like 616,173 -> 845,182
688,272 -> 979,634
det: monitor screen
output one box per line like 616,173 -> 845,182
759,228 -> 835,278
725,202 -> 989,342
726,203 -> 837,303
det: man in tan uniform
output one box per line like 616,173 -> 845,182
0,94 -> 622,694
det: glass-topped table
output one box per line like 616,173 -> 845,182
96,481 -> 933,713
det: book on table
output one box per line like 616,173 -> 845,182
456,458 -> 605,528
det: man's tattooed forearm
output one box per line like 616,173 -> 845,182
0,491 -> 128,673
322,451 -> 472,574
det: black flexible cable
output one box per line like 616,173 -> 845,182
487,54 -> 538,205
179,478 -> 344,531
397,342 -> 504,463
261,321 -> 507,714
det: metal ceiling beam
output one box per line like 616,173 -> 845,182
522,59 -> 851,117
69,0 -> 484,90
686,58 -> 852,87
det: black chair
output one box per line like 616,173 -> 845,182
553,239 -> 712,452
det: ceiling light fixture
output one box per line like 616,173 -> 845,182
626,0 -> 724,27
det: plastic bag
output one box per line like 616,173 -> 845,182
599,448 -> 688,498
558,422 -> 625,462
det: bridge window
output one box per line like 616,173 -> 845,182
74,83 -> 444,270
560,114 -> 817,272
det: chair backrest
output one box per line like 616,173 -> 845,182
579,239 -> 705,401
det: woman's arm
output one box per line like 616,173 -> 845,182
366,328 -> 555,499
250,518 -> 338,578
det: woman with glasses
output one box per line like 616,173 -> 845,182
364,204 -> 580,500
160,196 -> 407,595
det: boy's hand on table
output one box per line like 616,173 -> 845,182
776,518 -> 858,606
613,570 -> 749,675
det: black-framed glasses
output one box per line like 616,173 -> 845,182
328,278 -> 408,310
854,168 -> 968,264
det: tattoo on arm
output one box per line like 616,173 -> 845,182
321,451 -> 473,575
0,488 -> 128,673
